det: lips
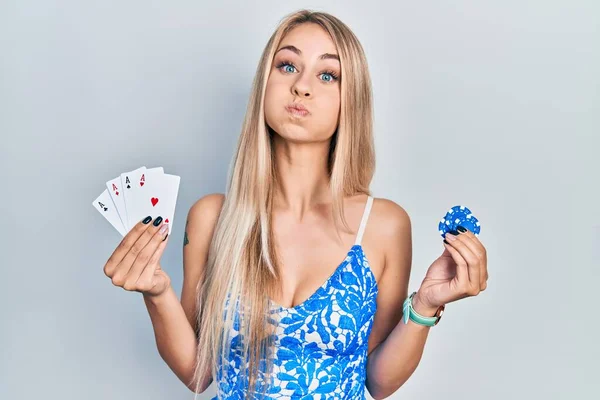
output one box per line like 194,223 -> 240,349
286,103 -> 309,116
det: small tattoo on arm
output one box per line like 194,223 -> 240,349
183,219 -> 189,247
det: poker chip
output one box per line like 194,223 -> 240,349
438,205 -> 481,238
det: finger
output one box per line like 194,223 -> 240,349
456,227 -> 487,264
136,232 -> 170,292
124,223 -> 170,291
443,241 -> 469,287
112,217 -> 165,285
445,233 -> 480,293
456,227 -> 488,288
104,215 -> 154,278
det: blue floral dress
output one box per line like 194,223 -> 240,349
212,196 -> 378,399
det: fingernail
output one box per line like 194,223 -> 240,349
457,226 -> 467,233
162,233 -> 169,242
446,233 -> 457,241
142,216 -> 152,224
159,224 -> 169,234
153,216 -> 163,226
444,239 -> 449,245
448,230 -> 459,235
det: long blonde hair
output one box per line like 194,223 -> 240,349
192,9 -> 375,398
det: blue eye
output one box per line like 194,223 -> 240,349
319,70 -> 339,82
275,60 -> 339,83
275,61 -> 297,74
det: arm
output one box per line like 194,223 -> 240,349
364,200 -> 440,400
143,286 -> 202,392
143,193 -> 225,393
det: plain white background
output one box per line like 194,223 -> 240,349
1,1 -> 598,399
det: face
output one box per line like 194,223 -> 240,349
264,23 -> 341,143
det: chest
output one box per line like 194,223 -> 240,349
270,209 -> 384,310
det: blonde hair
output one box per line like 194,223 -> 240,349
192,9 -> 375,399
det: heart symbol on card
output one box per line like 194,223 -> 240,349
165,218 -> 169,223
151,197 -> 159,207
140,182 -> 145,187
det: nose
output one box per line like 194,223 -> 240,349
291,75 -> 312,98
294,88 -> 311,97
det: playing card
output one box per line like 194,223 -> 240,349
125,171 -> 180,234
94,165 -> 180,237
121,166 -> 164,231
157,173 -> 180,234
106,172 -> 133,230
120,166 -> 145,231
92,189 -> 127,236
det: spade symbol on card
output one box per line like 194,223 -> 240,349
98,201 -> 108,212
125,176 -> 131,189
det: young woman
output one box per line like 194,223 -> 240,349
103,9 -> 489,400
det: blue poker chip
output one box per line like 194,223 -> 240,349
438,205 -> 481,237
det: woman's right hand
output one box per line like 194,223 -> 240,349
103,216 -> 172,297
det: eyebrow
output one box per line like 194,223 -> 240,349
275,45 -> 340,62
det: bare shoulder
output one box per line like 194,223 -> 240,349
186,193 -> 226,228
369,196 -> 412,243
367,196 -> 413,286
358,195 -> 412,279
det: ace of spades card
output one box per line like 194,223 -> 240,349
91,189 -> 128,236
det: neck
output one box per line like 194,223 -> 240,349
271,134 -> 333,219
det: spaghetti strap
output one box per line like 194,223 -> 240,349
354,195 -> 373,246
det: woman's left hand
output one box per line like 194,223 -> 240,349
413,226 -> 488,312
